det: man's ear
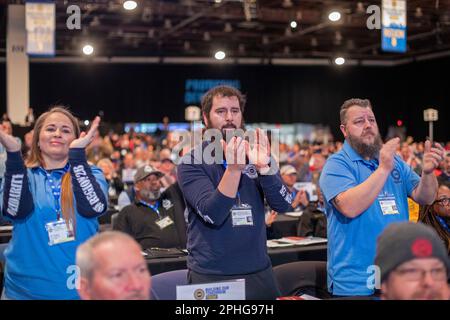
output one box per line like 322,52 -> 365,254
78,277 -> 92,300
339,124 -> 347,138
202,112 -> 209,128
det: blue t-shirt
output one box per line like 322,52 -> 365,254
319,141 -> 420,296
2,150 -> 108,300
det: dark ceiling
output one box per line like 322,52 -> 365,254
1,0 -> 450,61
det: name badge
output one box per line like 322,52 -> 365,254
45,219 -> 75,246
378,194 -> 399,215
231,205 -> 254,227
156,216 -> 174,229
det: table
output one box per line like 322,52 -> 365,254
146,244 -> 327,275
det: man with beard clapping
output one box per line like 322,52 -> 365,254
319,98 -> 444,297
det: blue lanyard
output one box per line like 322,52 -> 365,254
291,190 -> 297,200
43,163 -> 70,220
436,215 -> 450,233
140,200 -> 161,218
222,161 -> 241,204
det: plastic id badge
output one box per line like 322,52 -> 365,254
231,205 -> 254,227
378,195 -> 400,215
156,216 -> 174,230
45,219 -> 75,246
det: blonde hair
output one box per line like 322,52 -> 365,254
26,106 -> 81,231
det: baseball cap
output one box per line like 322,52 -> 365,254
280,165 -> 297,176
134,165 -> 164,183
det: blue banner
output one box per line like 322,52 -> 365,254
381,0 -> 407,53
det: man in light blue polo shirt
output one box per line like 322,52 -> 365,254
319,98 -> 444,296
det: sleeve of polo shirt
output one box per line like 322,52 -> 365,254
177,162 -> 235,227
319,155 -> 358,206
396,156 -> 420,197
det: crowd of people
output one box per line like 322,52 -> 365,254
0,86 -> 449,300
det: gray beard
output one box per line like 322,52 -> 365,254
140,189 -> 161,201
347,133 -> 383,159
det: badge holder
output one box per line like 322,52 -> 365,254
231,194 -> 254,227
46,216 -> 75,246
378,192 -> 400,215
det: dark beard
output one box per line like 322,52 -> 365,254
347,133 -> 383,159
205,115 -> 246,140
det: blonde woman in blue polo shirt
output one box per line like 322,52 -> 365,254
319,98 -> 444,297
0,107 -> 108,299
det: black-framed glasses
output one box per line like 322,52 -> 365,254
394,266 -> 447,281
434,197 -> 450,207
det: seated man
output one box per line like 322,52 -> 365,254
76,231 -> 151,300
297,185 -> 327,238
113,165 -> 187,249
280,165 -> 309,211
375,222 -> 450,300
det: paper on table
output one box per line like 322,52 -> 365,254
271,236 -> 327,246
267,240 -> 296,248
284,211 -> 303,217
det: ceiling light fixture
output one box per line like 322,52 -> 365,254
328,11 -> 341,22
334,57 -> 345,65
214,50 -> 226,60
82,44 -> 94,55
123,1 -> 137,11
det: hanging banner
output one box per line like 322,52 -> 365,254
25,0 -> 55,56
381,0 -> 407,53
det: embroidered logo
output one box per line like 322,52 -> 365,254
243,164 -> 258,179
162,199 -> 173,210
391,168 -> 401,183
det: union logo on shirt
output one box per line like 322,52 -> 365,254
391,168 -> 401,183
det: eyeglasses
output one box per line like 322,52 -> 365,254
433,197 -> 450,207
394,266 -> 447,282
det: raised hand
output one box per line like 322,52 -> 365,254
379,137 -> 400,172
70,116 -> 101,149
221,136 -> 246,172
245,128 -> 271,172
422,140 -> 444,175
0,123 -> 21,152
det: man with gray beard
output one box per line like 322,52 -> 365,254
319,98 -> 444,297
114,165 -> 186,249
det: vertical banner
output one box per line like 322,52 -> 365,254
25,0 -> 55,56
7,5 -> 30,125
382,0 -> 407,53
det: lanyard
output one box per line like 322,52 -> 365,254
222,161 -> 242,206
140,200 -> 161,219
44,163 -> 70,220
436,215 -> 450,233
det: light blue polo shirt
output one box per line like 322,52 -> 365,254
319,140 -> 420,296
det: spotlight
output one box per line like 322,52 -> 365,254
123,0 -> 137,11
328,11 -> 341,22
290,21 -> 297,28
334,57 -> 345,65
214,50 -> 226,60
82,44 -> 94,55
